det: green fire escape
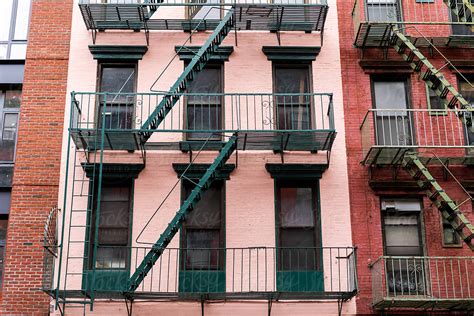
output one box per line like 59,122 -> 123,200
47,1 -> 341,314
355,0 -> 474,251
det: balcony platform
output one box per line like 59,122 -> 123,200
70,129 -> 336,152
373,298 -> 474,311
354,23 -> 474,48
362,147 -> 474,166
52,289 -> 357,302
79,1 -> 328,33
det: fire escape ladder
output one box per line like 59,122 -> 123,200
402,153 -> 474,250
126,134 -> 238,292
390,29 -> 473,128
444,0 -> 474,31
140,9 -> 235,143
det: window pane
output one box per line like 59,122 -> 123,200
96,247 -> 127,269
185,230 -> 220,269
10,43 -> 27,59
13,0 -> 31,40
101,186 -> 130,202
427,86 -> 444,110
185,184 -> 221,228
5,90 -> 21,108
98,201 -> 130,229
0,113 -> 18,162
186,104 -> 221,139
0,1 -> 13,41
0,45 -> 7,60
280,187 -> 314,228
383,212 -> 423,256
0,192 -> 11,214
373,81 -> 408,111
187,68 -> 222,98
100,67 -> 135,94
280,229 -> 318,270
275,67 -> 310,94
98,228 -> 129,245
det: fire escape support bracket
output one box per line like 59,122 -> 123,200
125,298 -> 134,316
268,299 -> 273,316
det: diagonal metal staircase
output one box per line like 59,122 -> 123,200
140,9 -> 235,143
127,134 -> 238,291
444,0 -> 474,31
389,29 -> 473,127
402,153 -> 474,250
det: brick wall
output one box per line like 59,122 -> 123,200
1,0 -> 73,314
337,0 -> 474,314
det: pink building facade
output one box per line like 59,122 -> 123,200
45,0 -> 357,315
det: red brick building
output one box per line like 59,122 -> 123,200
338,0 -> 474,313
0,0 -> 73,314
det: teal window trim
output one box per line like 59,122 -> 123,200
89,45 -> 148,60
262,46 -> 321,62
173,163 -> 232,293
175,46 -> 234,62
426,84 -> 447,116
269,164 -> 325,292
81,163 -> 142,292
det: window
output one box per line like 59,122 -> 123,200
277,181 -> 321,270
458,75 -> 474,153
89,182 -> 132,270
381,198 -> 426,295
426,84 -> 445,113
0,0 -> 31,60
179,179 -> 225,293
0,86 -> 21,163
442,217 -> 462,247
274,65 -> 312,130
185,64 -> 223,140
451,0 -> 474,36
181,180 -> 224,270
372,79 -> 414,146
366,0 -> 401,22
276,180 -> 323,292
98,64 -> 136,130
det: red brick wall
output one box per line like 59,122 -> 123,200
1,0 -> 73,314
337,0 -> 474,314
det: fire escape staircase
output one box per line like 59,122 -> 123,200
140,8 -> 235,143
383,28 -> 474,250
444,0 -> 474,31
127,134 -> 238,292
124,8 -> 237,292
402,153 -> 474,250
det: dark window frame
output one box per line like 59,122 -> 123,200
96,61 -> 138,130
87,178 -> 134,271
179,179 -> 225,271
0,85 -> 21,164
272,62 -> 314,131
370,75 -> 416,146
275,178 -> 322,271
380,197 -> 425,257
184,62 -> 225,141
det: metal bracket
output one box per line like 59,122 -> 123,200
125,298 -> 134,316
268,299 -> 273,316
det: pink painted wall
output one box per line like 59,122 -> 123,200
54,0 -> 355,314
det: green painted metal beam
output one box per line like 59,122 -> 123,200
126,134 -> 238,292
390,28 -> 473,128
402,152 -> 474,250
140,9 -> 235,143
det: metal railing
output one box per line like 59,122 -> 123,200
360,109 -> 473,159
79,0 -> 328,6
64,246 -> 357,297
352,0 -> 474,41
370,256 -> 474,306
71,92 -> 335,133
